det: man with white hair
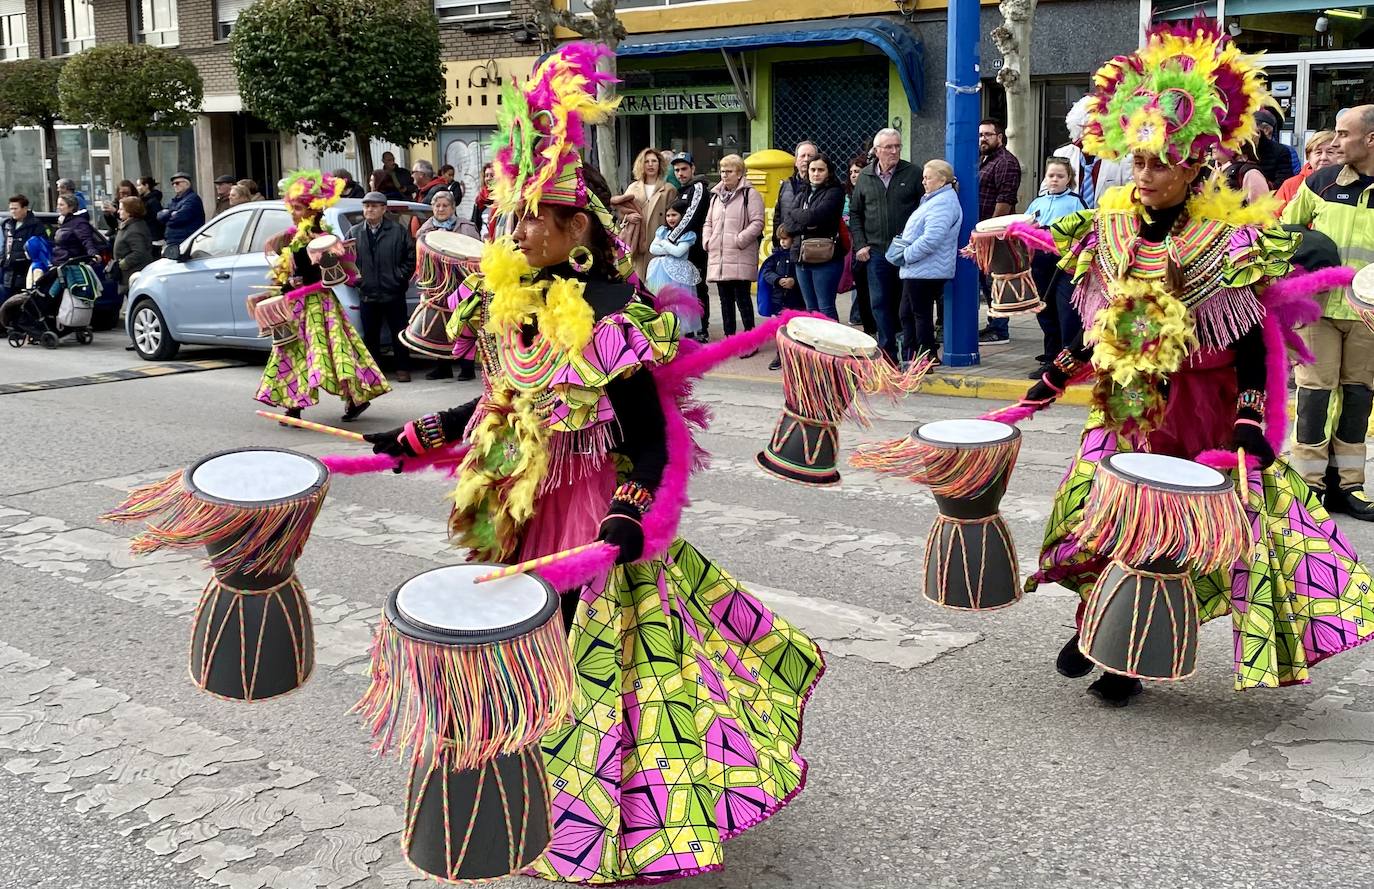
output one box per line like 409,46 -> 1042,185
849,128 -> 923,361
772,140 -> 817,250
1056,97 -> 1097,208
411,158 -> 446,204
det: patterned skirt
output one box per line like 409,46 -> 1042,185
254,286 -> 390,409
1029,425 -> 1374,690
527,538 -> 824,884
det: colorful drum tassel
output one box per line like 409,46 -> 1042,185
851,435 -> 1021,499
1074,467 -> 1251,575
776,331 -> 932,426
354,616 -> 574,770
416,239 -> 473,299
101,469 -> 330,577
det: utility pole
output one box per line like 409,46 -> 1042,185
944,0 -> 982,367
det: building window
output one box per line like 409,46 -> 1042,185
132,0 -> 179,45
52,0 -> 95,54
570,0 -> 708,9
0,0 -> 26,59
214,0 -> 253,39
434,0 -> 511,20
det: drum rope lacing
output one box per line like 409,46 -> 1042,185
1080,561 -> 1198,681
925,514 -> 1020,611
191,575 -> 311,702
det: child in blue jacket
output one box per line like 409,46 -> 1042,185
759,225 -> 803,370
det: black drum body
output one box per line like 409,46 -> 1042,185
924,475 -> 1020,610
1079,556 -> 1199,681
757,409 -> 841,486
400,298 -> 455,358
404,744 -> 551,880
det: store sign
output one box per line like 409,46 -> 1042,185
619,88 -> 745,116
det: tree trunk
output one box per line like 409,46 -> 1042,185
992,0 -> 1037,209
136,133 -> 154,179
42,123 -> 59,212
356,134 -> 375,185
594,52 -> 618,188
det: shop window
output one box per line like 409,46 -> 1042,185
132,0 -> 179,46
0,0 -> 27,60
1228,2 -> 1372,52
773,58 -> 889,165
51,0 -> 95,55
437,126 -> 494,220
122,129 -> 196,187
214,0 -> 252,39
0,130 -> 45,210
434,0 -> 511,19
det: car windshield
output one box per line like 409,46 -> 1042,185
340,207 -> 433,239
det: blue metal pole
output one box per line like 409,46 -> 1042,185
943,0 -> 981,367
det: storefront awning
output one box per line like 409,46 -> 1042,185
615,18 -> 925,113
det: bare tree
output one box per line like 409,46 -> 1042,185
991,0 -> 1037,207
530,0 -> 626,187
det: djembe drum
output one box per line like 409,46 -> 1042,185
1350,264 -> 1374,335
102,448 -> 329,700
306,233 -> 350,286
964,213 -> 1042,317
1075,452 -> 1251,681
400,230 -> 485,358
758,316 -> 920,486
355,564 -> 574,881
853,419 -> 1023,610
249,293 -> 298,346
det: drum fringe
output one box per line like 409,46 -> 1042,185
416,242 -> 470,299
777,333 -> 931,426
100,470 -> 330,577
851,436 -> 1020,499
354,617 -> 574,770
1074,468 -> 1251,574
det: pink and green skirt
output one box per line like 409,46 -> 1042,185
528,538 -> 823,884
255,286 -> 390,410
1030,425 -> 1374,690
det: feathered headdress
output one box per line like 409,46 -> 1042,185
1082,19 -> 1273,165
278,170 -> 346,213
490,42 -> 619,225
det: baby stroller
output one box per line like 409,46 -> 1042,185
1,237 -> 96,349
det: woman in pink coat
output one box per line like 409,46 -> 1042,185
702,153 -> 765,350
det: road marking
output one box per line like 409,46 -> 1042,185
0,359 -> 245,396
1214,659 -> 1374,819
0,640 -> 434,889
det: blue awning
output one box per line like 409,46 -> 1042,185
616,17 -> 925,112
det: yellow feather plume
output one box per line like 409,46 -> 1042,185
540,277 -> 595,356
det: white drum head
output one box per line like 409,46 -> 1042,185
974,213 -> 1032,234
396,565 -> 548,633
786,316 -> 878,357
1352,264 -> 1374,309
306,234 -> 339,251
917,418 -> 1016,445
1109,452 -> 1225,489
423,230 -> 484,260
191,449 -> 323,503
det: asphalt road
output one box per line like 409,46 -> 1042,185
4,335 -> 1374,889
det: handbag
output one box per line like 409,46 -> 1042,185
799,236 -> 836,264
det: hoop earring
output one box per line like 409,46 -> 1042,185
569,245 -> 594,273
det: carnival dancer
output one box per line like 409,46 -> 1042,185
1004,20 -> 1374,706
362,43 -> 823,883
254,170 -> 390,422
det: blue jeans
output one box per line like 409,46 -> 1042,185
796,256 -> 843,320
979,272 -> 1009,337
865,254 -> 902,361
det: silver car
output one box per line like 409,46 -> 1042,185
124,199 -> 432,360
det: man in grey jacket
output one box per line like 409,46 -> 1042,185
346,192 -> 415,382
849,128 -> 923,361
772,140 -> 817,250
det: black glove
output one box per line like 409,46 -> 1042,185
597,502 -> 644,564
1024,377 -> 1061,404
1231,420 -> 1275,469
363,427 -> 415,458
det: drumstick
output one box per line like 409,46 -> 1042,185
473,542 -> 607,584
256,409 -> 366,442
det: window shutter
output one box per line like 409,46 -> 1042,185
216,0 -> 252,24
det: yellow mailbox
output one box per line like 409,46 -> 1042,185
745,148 -> 796,265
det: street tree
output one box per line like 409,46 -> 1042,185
58,44 -> 204,177
992,0 -> 1036,206
0,59 -> 65,208
232,0 -> 448,176
530,0 -> 627,186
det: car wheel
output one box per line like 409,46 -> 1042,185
130,299 -> 179,361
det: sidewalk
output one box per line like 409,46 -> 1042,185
706,298 -> 1088,407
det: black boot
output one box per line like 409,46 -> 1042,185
455,359 -> 477,382
1056,634 -> 1094,678
1331,487 -> 1374,522
425,363 -> 453,380
1087,673 -> 1143,707
341,401 -> 371,422
279,407 -> 302,428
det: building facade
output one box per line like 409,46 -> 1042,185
0,0 -> 538,210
